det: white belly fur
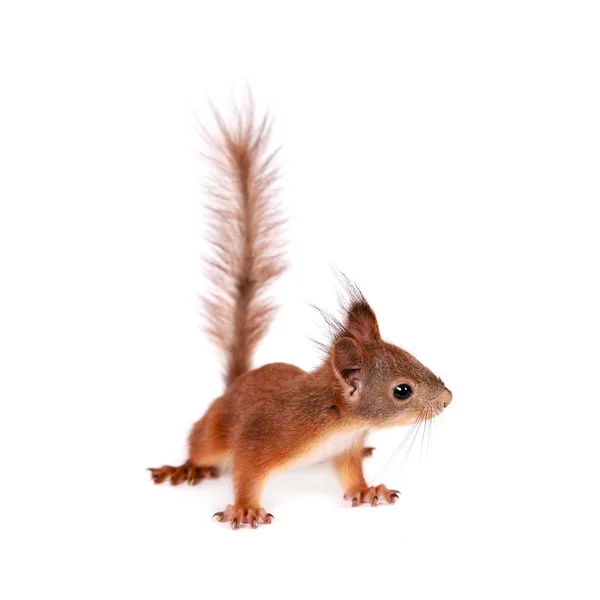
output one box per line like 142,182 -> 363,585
286,430 -> 360,470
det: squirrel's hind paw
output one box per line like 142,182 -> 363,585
148,463 -> 219,485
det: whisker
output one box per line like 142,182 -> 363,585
421,407 -> 429,461
397,412 -> 424,473
427,407 -> 433,458
352,416 -> 371,448
368,414 -> 423,484
373,425 -> 419,480
370,411 -> 426,484
419,407 -> 429,458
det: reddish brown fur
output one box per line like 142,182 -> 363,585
149,106 -> 452,528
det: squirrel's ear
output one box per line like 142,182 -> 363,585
344,301 -> 381,343
331,336 -> 365,394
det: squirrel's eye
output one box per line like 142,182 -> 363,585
393,384 -> 412,400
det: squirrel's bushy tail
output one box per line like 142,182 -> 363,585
202,104 -> 285,387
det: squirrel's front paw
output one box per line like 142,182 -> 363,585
212,504 -> 274,529
344,484 -> 400,507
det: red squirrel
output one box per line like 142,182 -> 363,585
149,106 -> 452,529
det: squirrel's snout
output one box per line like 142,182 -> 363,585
439,388 -> 453,409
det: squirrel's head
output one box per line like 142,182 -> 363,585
326,285 -> 451,427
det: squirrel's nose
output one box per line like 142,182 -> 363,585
440,388 -> 453,408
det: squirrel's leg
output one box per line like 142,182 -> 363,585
213,453 -> 274,530
149,396 -> 230,485
333,444 -> 400,507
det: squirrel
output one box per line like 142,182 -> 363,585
149,105 -> 452,529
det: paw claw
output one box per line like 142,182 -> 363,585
346,485 -> 398,507
214,506 -> 273,528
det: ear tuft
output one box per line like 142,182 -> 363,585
344,301 -> 381,343
331,336 -> 365,393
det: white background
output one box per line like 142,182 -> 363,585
1,1 -> 599,598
